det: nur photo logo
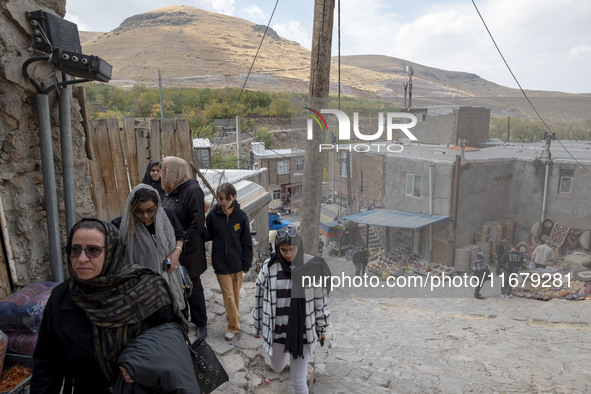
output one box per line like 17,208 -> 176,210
304,108 -> 419,152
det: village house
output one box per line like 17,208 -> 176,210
250,142 -> 305,212
327,106 -> 591,266
193,137 -> 212,169
334,140 -> 591,266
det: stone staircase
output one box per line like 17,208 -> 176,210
357,223 -> 382,255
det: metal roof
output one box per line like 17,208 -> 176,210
337,141 -> 591,165
203,178 -> 271,217
193,138 -> 211,148
343,209 -> 452,229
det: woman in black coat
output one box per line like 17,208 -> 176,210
161,156 -> 208,339
31,218 -> 186,393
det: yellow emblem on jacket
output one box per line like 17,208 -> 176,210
234,223 -> 240,231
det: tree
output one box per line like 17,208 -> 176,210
253,126 -> 274,149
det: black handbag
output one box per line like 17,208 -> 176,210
189,338 -> 229,394
178,265 -> 193,298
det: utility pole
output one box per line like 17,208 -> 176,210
507,116 -> 510,142
301,0 -> 335,255
158,69 -> 164,119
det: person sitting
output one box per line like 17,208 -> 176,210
31,218 -> 188,393
531,239 -> 555,268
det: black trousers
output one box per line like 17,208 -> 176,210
474,269 -> 491,296
189,275 -> 207,327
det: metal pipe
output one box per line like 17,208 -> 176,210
429,164 -> 433,261
37,93 -> 64,282
236,115 -> 241,169
59,80 -> 76,233
541,160 -> 550,223
449,156 -> 461,267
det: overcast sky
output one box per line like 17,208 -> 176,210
65,0 -> 591,94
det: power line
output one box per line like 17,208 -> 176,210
472,0 -> 591,175
205,0 -> 293,177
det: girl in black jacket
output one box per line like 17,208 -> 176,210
205,183 -> 253,341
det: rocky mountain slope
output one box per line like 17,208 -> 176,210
81,5 -> 591,122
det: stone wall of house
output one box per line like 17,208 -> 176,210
1,0 -> 96,286
507,159 -> 591,242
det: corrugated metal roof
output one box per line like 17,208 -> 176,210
204,179 -> 271,218
343,209 -> 451,229
193,138 -> 211,148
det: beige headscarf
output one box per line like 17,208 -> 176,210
161,156 -> 191,194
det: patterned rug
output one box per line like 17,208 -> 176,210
566,229 -> 583,250
550,222 -> 569,248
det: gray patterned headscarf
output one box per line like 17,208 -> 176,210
119,184 -> 186,311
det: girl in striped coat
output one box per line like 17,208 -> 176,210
253,226 -> 330,394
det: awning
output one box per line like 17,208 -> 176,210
319,205 -> 340,237
343,209 -> 451,230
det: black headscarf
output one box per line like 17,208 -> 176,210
141,161 -> 165,200
67,218 -> 185,383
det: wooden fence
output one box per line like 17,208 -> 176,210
87,118 -> 194,221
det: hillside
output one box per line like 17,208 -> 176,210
81,5 -> 591,122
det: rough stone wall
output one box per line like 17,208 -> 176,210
1,0 -> 96,286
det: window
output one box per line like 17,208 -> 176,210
406,173 -> 422,197
273,190 -> 281,200
277,160 -> 289,175
359,170 -> 364,192
558,169 -> 574,195
340,152 -> 350,177
296,159 -> 304,172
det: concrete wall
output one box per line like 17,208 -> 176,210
455,159 -> 514,244
1,1 -> 96,286
506,159 -> 591,241
409,109 -> 457,145
383,157 -> 455,216
409,107 -> 490,147
456,107 -> 490,147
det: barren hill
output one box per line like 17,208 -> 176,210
81,5 -> 591,122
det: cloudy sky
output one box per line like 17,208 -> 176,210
65,0 -> 591,94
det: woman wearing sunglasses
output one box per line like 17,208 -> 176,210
253,226 -> 331,394
31,218 -> 188,393
117,184 -> 187,315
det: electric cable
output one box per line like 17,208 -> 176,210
472,0 -> 591,174
205,0 -> 292,177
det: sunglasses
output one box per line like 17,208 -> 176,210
69,245 -> 105,258
276,227 -> 298,238
133,207 -> 158,216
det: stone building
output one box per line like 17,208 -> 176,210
1,0 -> 97,293
251,142 -> 304,211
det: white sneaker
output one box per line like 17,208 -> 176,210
224,331 -> 236,341
501,294 -> 506,299
507,294 -> 513,298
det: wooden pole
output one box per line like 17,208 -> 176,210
301,0 -> 335,255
